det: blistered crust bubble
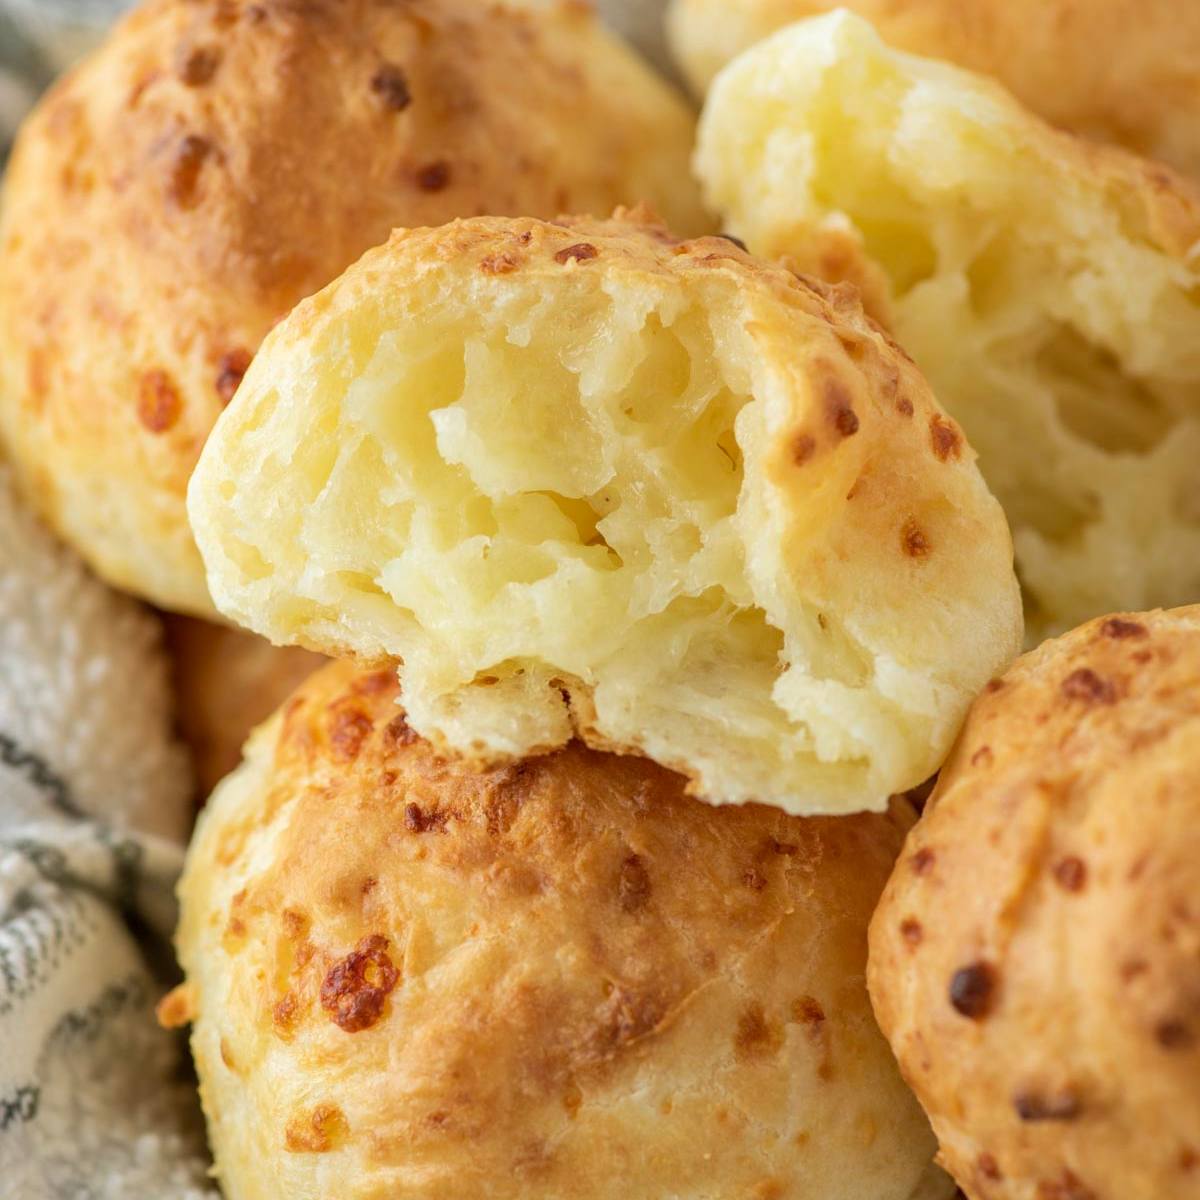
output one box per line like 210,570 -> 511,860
189,210 -> 1022,814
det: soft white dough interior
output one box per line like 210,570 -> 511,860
700,13 -> 1200,638
220,286 -> 897,808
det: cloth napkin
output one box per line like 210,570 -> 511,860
589,0 -> 675,76
0,467 -> 215,1198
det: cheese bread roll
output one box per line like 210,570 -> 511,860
870,606 -> 1200,1199
174,658 -> 938,1200
189,210 -> 1021,814
162,616 -> 325,797
669,0 -> 1200,182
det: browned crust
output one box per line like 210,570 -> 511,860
869,605 -> 1200,1199
178,658 -> 934,1198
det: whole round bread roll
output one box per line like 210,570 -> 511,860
162,615 -> 325,797
174,657 -> 938,1200
869,606 -> 1200,1200
667,0 -> 1200,178
696,11 -> 1200,641
0,0 -> 708,617
186,209 -> 1022,815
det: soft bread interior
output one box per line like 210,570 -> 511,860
249,299 -> 793,762
205,288 -> 859,807
697,11 -> 1200,639
190,217 -> 1022,814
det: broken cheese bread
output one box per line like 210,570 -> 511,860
188,210 -> 1022,814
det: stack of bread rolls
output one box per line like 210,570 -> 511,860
2,2 -> 1197,1198
177,203 -> 1022,1196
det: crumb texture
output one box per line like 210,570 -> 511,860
669,0 -> 1200,181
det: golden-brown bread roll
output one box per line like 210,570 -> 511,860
0,0 -> 708,617
161,615 -> 324,796
668,0 -> 1200,177
173,658 -> 939,1200
696,11 -> 1200,642
187,209 -> 1022,815
869,606 -> 1200,1199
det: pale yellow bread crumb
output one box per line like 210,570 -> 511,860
669,0 -> 1200,182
